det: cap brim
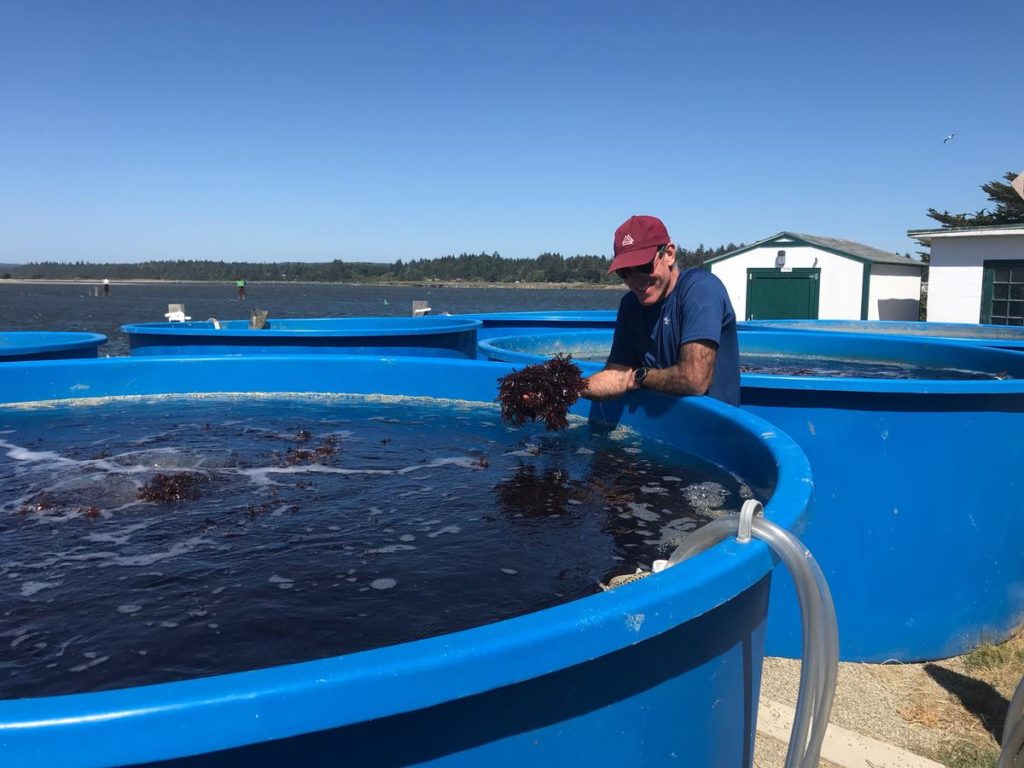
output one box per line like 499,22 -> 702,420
608,245 -> 660,274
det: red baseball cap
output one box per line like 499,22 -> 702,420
608,215 -> 671,273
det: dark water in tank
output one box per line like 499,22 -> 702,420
0,395 -> 755,698
0,282 -> 622,357
738,354 -> 1008,379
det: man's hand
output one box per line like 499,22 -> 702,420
582,364 -> 635,401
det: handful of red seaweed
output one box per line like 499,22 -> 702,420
497,354 -> 587,431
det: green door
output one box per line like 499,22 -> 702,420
746,268 -> 821,320
980,261 -> 1024,325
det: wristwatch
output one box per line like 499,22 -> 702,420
634,367 -> 649,387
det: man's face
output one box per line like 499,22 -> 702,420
618,244 -> 678,306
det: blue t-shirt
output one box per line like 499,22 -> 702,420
607,268 -> 740,405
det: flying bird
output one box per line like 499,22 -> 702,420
943,132 -> 956,144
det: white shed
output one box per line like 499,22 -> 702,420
705,232 -> 923,321
907,224 -> 1024,324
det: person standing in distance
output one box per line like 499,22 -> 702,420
583,215 -> 740,406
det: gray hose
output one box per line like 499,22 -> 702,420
665,506 -> 838,768
999,675 -> 1024,768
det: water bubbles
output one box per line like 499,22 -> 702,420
683,481 -> 729,511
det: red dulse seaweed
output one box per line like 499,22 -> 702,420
138,472 -> 205,503
497,354 -> 587,431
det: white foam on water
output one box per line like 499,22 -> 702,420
269,574 -> 294,589
396,456 -> 482,474
505,444 -> 540,457
364,544 -> 416,554
117,604 -> 143,614
398,534 -> 416,542
640,485 -> 667,495
426,525 -> 461,538
370,578 -> 397,590
84,520 -> 153,546
501,568 -> 518,575
0,440 -> 75,466
110,534 -> 217,567
237,464 -> 394,486
627,503 -> 660,522
70,654 -> 110,673
19,581 -> 60,597
662,476 -> 682,483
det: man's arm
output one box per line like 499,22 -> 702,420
641,340 -> 717,396
582,363 -> 635,401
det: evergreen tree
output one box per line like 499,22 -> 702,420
926,171 -> 1024,227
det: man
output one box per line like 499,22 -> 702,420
584,215 -> 740,406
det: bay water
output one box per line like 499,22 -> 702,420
0,282 -> 622,357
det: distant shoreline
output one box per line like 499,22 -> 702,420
0,278 -> 622,291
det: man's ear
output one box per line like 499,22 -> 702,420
664,243 -> 677,266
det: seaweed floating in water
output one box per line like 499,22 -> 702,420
138,472 -> 205,503
16,491 -> 59,515
497,354 -> 587,431
280,436 -> 340,466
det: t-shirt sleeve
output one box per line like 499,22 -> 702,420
607,294 -> 641,367
678,271 -> 729,348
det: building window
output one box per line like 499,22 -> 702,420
981,261 -> 1024,325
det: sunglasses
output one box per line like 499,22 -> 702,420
616,245 -> 667,280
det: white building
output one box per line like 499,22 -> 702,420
907,224 -> 1024,324
705,232 -> 923,321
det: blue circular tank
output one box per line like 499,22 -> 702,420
479,328 -> 1024,661
121,316 -> 482,358
741,319 -> 1024,352
0,354 -> 811,767
456,310 -> 617,341
0,331 -> 107,362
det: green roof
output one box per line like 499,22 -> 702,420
705,232 -> 922,268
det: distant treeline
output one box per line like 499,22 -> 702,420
1,245 -> 741,284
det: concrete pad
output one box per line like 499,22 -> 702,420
757,698 -> 945,768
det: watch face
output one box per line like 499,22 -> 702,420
635,367 -> 647,385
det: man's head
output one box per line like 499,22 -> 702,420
609,215 -> 678,306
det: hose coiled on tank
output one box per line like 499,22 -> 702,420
607,500 -> 838,768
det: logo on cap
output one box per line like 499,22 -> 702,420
621,234 -> 634,247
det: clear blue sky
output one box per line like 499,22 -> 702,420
1,0 -> 1020,264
